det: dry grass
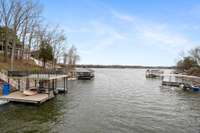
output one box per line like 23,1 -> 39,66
0,54 -> 42,71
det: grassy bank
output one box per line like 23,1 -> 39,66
0,54 -> 42,71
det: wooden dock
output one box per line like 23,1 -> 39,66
76,68 -> 95,80
0,91 -> 54,104
145,69 -> 163,78
0,70 -> 68,104
161,74 -> 200,87
162,81 -> 181,87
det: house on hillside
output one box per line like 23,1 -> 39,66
0,27 -> 28,59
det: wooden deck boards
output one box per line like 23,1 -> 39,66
0,91 -> 54,104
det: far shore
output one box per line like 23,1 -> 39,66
75,65 -> 175,69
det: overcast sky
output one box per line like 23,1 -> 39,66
41,0 -> 200,66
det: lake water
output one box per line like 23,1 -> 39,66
0,69 -> 200,133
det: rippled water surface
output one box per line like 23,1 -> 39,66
0,69 -> 200,133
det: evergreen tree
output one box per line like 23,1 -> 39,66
39,41 -> 53,68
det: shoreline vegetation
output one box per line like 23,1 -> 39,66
176,47 -> 200,77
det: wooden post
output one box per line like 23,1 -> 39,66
48,80 -> 50,95
55,79 -> 57,91
52,79 -> 55,91
66,77 -> 68,93
35,80 -> 37,87
26,78 -> 29,90
52,79 -> 57,95
54,79 -> 56,91
18,79 -> 20,90
64,77 -> 66,93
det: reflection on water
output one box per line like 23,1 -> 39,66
0,69 -> 200,133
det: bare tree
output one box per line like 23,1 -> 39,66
19,1 -> 42,60
10,0 -> 42,70
45,26 -> 66,68
32,24 -> 50,60
190,47 -> 200,65
0,0 -> 14,62
0,0 -> 69,71
67,45 -> 80,72
63,53 -> 68,64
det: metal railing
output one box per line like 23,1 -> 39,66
8,69 -> 64,77
0,71 -> 26,90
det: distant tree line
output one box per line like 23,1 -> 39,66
76,64 -> 174,69
176,47 -> 200,76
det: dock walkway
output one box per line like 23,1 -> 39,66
0,91 -> 54,104
161,74 -> 200,87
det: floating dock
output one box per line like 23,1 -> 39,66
76,68 -> 95,80
161,74 -> 200,89
0,91 -> 53,104
145,69 -> 164,78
